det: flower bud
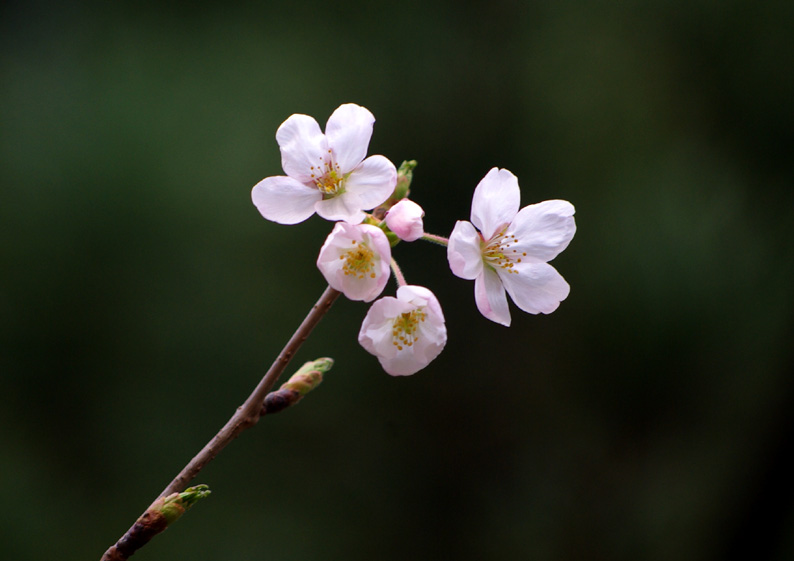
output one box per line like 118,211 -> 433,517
385,199 -> 425,242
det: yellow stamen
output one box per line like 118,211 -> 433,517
482,229 -> 521,274
342,240 -> 375,280
312,154 -> 345,197
391,309 -> 426,350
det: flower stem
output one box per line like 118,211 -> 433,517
101,285 -> 341,560
421,233 -> 449,246
390,258 -> 408,287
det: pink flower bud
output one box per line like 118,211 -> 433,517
385,199 -> 424,242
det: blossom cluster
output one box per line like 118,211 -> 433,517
252,103 -> 576,375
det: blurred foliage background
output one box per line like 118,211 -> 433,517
2,1 -> 793,560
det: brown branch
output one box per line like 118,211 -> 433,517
159,284 -> 340,498
101,285 -> 341,560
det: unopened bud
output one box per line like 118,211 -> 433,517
261,357 -> 333,415
155,484 -> 212,525
385,199 -> 425,242
393,160 -> 417,200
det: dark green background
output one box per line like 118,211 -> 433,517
2,1 -> 792,560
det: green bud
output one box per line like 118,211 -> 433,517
262,358 -> 334,415
307,357 -> 334,373
393,160 -> 418,200
282,370 -> 322,396
155,485 -> 211,525
282,357 -> 333,395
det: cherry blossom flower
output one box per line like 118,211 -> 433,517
317,222 -> 391,302
447,168 -> 576,326
385,199 -> 425,242
252,103 -> 397,225
358,285 -> 447,376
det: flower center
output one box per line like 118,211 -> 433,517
482,229 -> 526,275
340,240 -> 377,279
392,309 -> 426,350
310,150 -> 345,197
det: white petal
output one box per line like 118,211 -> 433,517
367,222 -> 393,257
499,262 -> 570,315
275,114 -> 328,182
448,221 -> 484,280
507,200 -> 576,262
395,285 -> 432,308
251,176 -> 321,224
474,268 -> 511,326
358,297 -> 412,359
315,192 -> 366,224
413,287 -> 447,344
325,103 -> 375,173
377,328 -> 445,376
378,342 -> 436,376
471,168 -> 520,240
344,155 -> 397,209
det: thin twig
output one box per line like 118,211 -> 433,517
101,285 -> 341,560
159,284 -> 340,498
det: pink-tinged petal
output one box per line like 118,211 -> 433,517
408,285 -> 447,344
395,285 -> 432,309
376,297 -> 416,323
315,192 -> 366,224
358,297 -> 414,359
275,114 -> 328,182
499,261 -> 570,315
367,223 -> 393,263
378,341 -> 439,377
376,318 -> 445,375
377,355 -> 419,376
448,220 -> 484,280
385,199 -> 424,242
474,268 -> 511,326
344,155 -> 397,209
325,103 -> 375,173
251,176 -> 321,224
471,168 -> 520,240
317,223 -> 391,302
507,200 -> 576,262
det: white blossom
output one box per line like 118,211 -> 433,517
252,103 -> 397,225
448,168 -> 576,326
317,222 -> 391,302
358,285 -> 447,376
